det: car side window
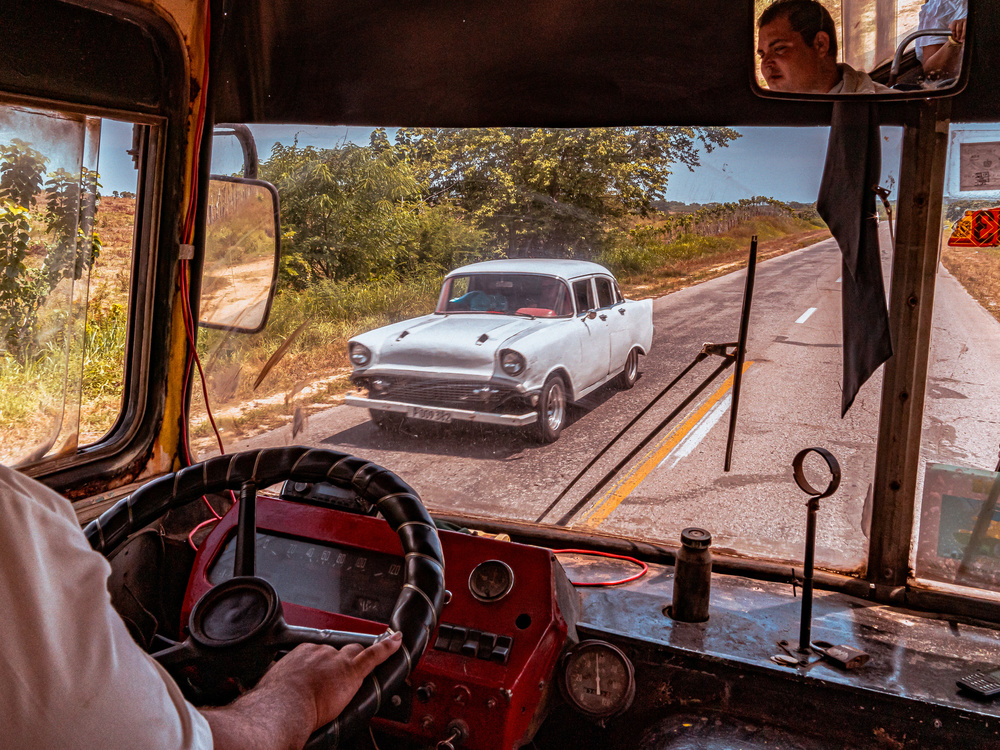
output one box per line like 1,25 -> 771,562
573,278 -> 594,313
595,277 -> 615,309
613,282 -> 624,304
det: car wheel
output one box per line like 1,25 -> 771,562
615,348 -> 640,389
536,375 -> 567,443
370,409 -> 405,432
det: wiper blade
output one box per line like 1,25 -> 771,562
534,342 -> 735,525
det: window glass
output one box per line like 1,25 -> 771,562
191,125 -> 901,574
914,125 -> 1000,594
0,105 -> 137,466
573,279 -> 594,313
595,277 -> 614,308
753,0 -> 957,92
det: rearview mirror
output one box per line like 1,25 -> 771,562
752,0 -> 972,99
199,176 -> 281,333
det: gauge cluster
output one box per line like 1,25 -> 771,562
182,495 -> 576,750
559,640 -> 637,721
207,532 -> 404,622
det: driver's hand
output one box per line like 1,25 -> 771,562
950,18 -> 966,44
260,633 -> 403,731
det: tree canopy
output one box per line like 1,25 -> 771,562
260,126 -> 740,283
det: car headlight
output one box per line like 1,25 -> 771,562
500,349 -> 526,376
349,343 -> 372,367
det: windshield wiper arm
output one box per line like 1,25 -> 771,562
534,341 -> 735,525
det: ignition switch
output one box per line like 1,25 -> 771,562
436,719 -> 469,749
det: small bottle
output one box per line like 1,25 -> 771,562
668,527 -> 712,622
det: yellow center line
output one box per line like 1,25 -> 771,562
577,362 -> 752,530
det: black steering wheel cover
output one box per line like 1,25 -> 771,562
84,447 -> 445,749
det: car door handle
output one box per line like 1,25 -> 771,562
599,313 -> 607,321
618,308 -> 626,315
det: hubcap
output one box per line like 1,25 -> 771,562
627,350 -> 637,380
546,381 -> 565,431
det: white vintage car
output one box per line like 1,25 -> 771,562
345,259 -> 654,441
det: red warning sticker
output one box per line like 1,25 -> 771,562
948,207 -> 1000,247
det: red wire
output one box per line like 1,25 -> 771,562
187,516 -> 220,551
552,548 -> 649,587
178,5 -> 230,543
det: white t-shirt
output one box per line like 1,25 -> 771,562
915,0 -> 967,62
0,464 -> 213,749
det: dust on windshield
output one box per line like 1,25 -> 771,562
188,124 -> 910,574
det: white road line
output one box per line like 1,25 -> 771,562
666,394 -> 732,469
795,307 -> 817,324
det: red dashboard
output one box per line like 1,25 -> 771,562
183,495 -> 575,749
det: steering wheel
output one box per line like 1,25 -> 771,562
84,447 -> 446,749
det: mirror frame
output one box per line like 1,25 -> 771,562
749,0 -> 975,102
198,174 -> 281,334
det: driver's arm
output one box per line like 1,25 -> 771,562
0,464 -> 398,750
201,637 -> 401,750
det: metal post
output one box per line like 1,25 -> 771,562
867,101 -> 950,590
792,448 -> 841,655
798,497 -> 820,653
725,236 -> 757,472
234,480 -> 258,577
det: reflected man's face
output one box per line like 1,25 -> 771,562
757,16 -> 831,93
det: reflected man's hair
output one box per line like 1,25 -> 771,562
758,0 -> 838,59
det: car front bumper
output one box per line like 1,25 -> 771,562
344,395 -> 538,426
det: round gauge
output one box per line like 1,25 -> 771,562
559,640 -> 636,720
468,560 -> 515,602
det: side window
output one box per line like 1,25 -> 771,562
0,105 -> 138,467
595,277 -> 614,308
613,282 -> 624,304
572,278 -> 594,313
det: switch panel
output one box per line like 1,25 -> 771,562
434,623 -> 511,664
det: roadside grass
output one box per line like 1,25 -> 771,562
187,274 -> 443,446
0,349 -> 66,458
941,241 -> 1000,324
78,196 -> 135,443
614,216 -> 830,299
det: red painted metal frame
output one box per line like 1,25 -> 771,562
183,497 -> 571,749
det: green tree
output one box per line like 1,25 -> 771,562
394,127 -> 741,257
260,136 -> 420,286
0,141 -> 101,358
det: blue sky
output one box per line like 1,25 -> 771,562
96,122 -> 942,205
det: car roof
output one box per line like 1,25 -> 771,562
446,258 -> 612,281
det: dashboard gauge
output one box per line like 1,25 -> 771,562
468,560 -> 515,602
559,640 -> 636,721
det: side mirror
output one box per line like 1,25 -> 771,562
586,310 -> 598,320
199,176 -> 281,333
752,0 -> 973,100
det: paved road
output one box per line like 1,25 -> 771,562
224,232 -> 1000,573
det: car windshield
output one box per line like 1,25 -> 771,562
436,274 -> 574,317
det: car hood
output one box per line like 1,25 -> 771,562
370,314 -> 545,369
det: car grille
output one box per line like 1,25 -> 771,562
377,379 -> 518,409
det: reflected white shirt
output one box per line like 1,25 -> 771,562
829,64 -> 893,94
0,464 -> 213,750
915,0 -> 967,61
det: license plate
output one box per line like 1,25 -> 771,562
407,406 -> 452,424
